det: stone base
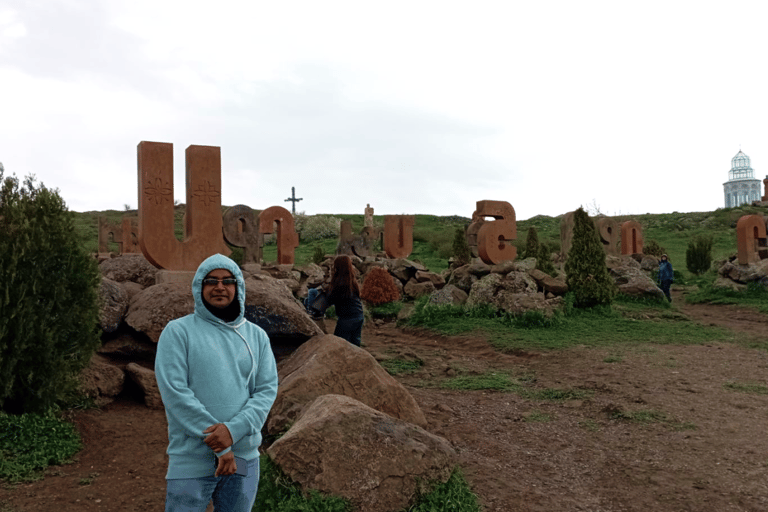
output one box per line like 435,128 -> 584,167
156,270 -> 195,285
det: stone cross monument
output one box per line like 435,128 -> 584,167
284,187 -> 303,215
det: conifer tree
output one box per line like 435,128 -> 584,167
564,207 -> 616,308
523,227 -> 539,260
452,227 -> 471,267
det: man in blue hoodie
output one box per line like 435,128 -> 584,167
155,254 -> 278,512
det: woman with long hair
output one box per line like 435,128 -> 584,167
325,255 -> 364,346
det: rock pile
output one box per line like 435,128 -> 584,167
714,257 -> 768,291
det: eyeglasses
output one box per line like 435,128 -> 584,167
202,277 -> 237,287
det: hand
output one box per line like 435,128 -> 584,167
214,451 -> 237,477
203,423 -> 233,453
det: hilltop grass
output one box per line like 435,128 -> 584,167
405,295 -> 732,353
685,279 -> 768,314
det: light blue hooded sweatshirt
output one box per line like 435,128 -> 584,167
155,254 -> 278,480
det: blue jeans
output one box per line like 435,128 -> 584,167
164,457 -> 259,512
660,279 -> 673,302
335,316 -> 364,346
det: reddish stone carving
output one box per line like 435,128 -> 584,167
364,204 -> 374,227
467,200 -> 516,264
99,217 -> 139,254
121,217 -> 140,254
620,221 -> 644,255
383,215 -> 415,259
763,177 -> 768,202
559,211 -> 576,259
596,217 -> 619,256
223,205 -> 262,264
137,141 -> 230,271
337,221 -> 379,258
259,206 -> 299,265
736,215 -> 767,264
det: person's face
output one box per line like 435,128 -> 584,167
202,269 -> 236,309
661,256 -> 667,262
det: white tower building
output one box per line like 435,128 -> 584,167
723,150 -> 761,207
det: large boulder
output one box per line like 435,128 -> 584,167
446,265 -> 478,293
609,259 -> 664,299
495,291 -> 563,316
243,274 -> 322,340
99,278 -> 129,333
98,333 -> 157,362
99,254 -> 158,287
414,270 -> 445,289
427,284 -> 468,306
125,283 -> 194,343
298,263 -> 326,288
267,394 -> 457,512
79,354 -> 125,406
403,278 -> 436,299
125,363 -> 163,409
267,334 -> 426,435
528,269 -> 568,296
640,255 -> 659,271
388,258 -> 426,284
718,260 -> 768,284
502,271 -> 538,294
466,273 -> 505,308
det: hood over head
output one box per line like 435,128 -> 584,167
192,254 -> 246,325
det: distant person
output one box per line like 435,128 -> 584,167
155,254 -> 278,512
305,255 -> 364,346
658,254 -> 674,302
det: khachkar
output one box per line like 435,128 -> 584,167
137,141 -> 230,271
736,215 -> 768,264
560,212 -> 643,258
98,216 -> 140,255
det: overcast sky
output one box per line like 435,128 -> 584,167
2,0 -> 767,221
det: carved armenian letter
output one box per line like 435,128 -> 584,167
223,205 -> 262,264
383,215 -> 415,259
596,217 -> 619,256
137,141 -> 230,271
259,206 -> 299,265
620,221 -> 643,256
468,200 -> 516,264
736,215 -> 767,264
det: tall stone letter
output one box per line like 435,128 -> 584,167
259,206 -> 299,264
620,221 -> 644,256
736,215 -> 767,264
596,217 -> 619,256
223,205 -> 262,264
137,141 -> 230,271
384,215 -> 415,259
468,200 -> 516,264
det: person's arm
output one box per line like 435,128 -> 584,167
155,322 -> 220,441
222,328 -> 279,445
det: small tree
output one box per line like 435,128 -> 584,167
537,242 -> 558,277
564,207 -> 616,308
452,228 -> 471,267
360,267 -> 400,306
686,235 -> 713,275
523,227 -> 539,260
644,239 -> 665,257
0,172 -> 101,414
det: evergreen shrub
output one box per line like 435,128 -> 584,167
564,208 -> 616,308
686,235 -> 713,275
451,228 -> 471,266
0,172 -> 101,414
523,227 -> 539,259
644,239 -> 665,257
360,267 -> 400,306
537,241 -> 558,277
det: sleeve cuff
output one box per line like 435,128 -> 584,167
215,446 -> 232,457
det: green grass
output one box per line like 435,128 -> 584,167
434,370 -> 593,402
255,455 -> 480,512
523,411 -> 553,423
369,301 -> 404,320
380,357 -> 424,376
686,280 -> 768,314
406,295 -> 732,353
723,381 -> 768,395
609,409 -> 696,431
0,412 -> 82,483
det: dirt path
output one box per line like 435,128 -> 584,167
2,295 -> 768,511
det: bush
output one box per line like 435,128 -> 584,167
360,267 -> 400,306
0,172 -> 101,414
564,208 -> 616,308
294,212 -> 342,242
686,235 -> 713,275
312,245 -> 325,264
644,239 -> 665,257
523,227 -> 539,259
452,228 -> 471,266
537,241 -> 558,277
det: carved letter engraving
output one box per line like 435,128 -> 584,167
620,221 -> 643,256
383,215 -> 415,259
468,200 -> 516,264
736,215 -> 768,264
596,217 -> 619,256
223,205 -> 262,264
137,141 -> 230,271
259,206 -> 299,265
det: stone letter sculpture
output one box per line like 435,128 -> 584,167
467,200 -> 516,264
259,206 -> 299,264
736,215 -> 767,264
383,215 -> 415,259
121,217 -> 140,254
596,217 -> 619,256
620,221 -> 643,256
98,217 -> 122,254
137,141 -> 230,271
223,204 -> 262,264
